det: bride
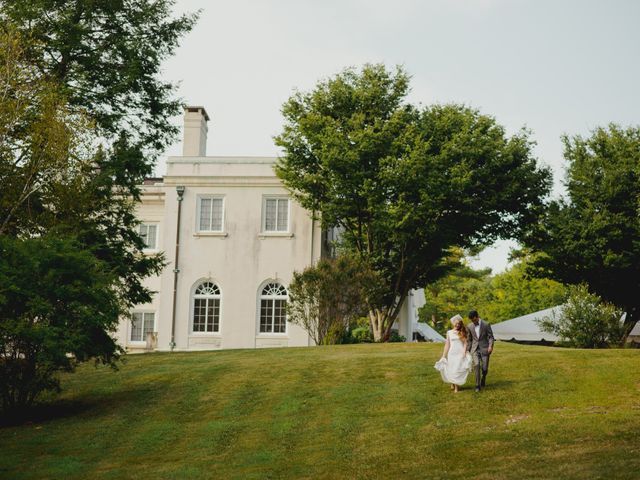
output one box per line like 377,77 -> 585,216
434,314 -> 472,392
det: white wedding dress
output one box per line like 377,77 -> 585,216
434,330 -> 472,386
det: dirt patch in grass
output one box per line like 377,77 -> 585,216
505,414 -> 529,425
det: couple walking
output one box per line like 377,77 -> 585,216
434,310 -> 495,393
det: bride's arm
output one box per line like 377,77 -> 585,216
441,333 -> 450,359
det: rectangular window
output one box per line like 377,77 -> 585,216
193,298 -> 220,333
263,197 -> 289,232
139,224 -> 158,249
198,196 -> 224,232
131,312 -> 155,342
259,299 -> 287,333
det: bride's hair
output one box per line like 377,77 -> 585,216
450,315 -> 468,341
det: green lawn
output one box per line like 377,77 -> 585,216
1,342 -> 639,479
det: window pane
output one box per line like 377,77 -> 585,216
139,224 -> 148,242
199,198 -> 212,231
260,299 -> 273,332
210,198 -> 223,231
143,313 -> 155,338
276,199 -> 288,231
212,299 -> 220,332
131,313 -> 143,341
193,298 -> 206,332
273,299 -> 287,333
265,199 -> 277,231
145,225 -> 157,249
206,299 -> 214,332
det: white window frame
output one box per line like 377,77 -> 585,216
257,282 -> 288,335
138,223 -> 159,250
129,311 -> 155,343
196,195 -> 225,234
191,281 -> 222,335
261,196 -> 290,234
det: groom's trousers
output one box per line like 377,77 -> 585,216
473,351 -> 490,388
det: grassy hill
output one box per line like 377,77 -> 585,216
1,342 -> 639,479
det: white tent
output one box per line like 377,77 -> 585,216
395,289 -> 446,342
413,320 -> 446,342
491,306 -> 561,343
628,319 -> 640,342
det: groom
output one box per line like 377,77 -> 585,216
466,310 -> 495,392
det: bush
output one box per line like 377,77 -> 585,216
349,326 -> 374,343
537,284 -> 624,348
287,255 -> 378,345
388,331 -> 406,343
0,234 -> 123,412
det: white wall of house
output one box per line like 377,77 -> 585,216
116,107 -> 321,352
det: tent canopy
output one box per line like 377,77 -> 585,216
491,306 -> 561,342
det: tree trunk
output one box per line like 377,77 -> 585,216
368,288 -> 409,342
369,308 -> 388,342
368,307 -> 402,342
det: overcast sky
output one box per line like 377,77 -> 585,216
159,0 -> 640,272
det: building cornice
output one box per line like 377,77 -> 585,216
167,155 -> 278,165
162,176 -> 284,187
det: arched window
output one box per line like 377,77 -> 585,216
193,282 -> 221,333
259,283 -> 288,333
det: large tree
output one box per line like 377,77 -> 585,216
0,1 -> 197,408
275,64 -> 552,341
0,0 -> 197,331
524,125 -> 640,342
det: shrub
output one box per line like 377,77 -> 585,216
388,331 -> 407,343
287,255 -> 379,345
349,326 -> 374,343
537,284 -> 624,348
0,234 -> 123,412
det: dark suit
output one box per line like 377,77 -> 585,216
466,319 -> 495,389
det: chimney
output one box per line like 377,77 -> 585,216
182,106 -> 210,156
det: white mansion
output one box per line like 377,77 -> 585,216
115,107 -> 441,352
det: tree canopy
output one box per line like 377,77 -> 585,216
275,64 -> 552,341
0,2 -> 197,409
0,0 -> 198,155
524,125 -> 640,341
0,28 -> 93,236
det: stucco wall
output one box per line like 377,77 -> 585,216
117,157 -> 320,352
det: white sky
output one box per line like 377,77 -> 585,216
159,0 -> 640,273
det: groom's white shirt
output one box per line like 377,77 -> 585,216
474,320 -> 481,339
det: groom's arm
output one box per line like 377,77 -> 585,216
466,326 -> 472,352
487,323 -> 495,353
